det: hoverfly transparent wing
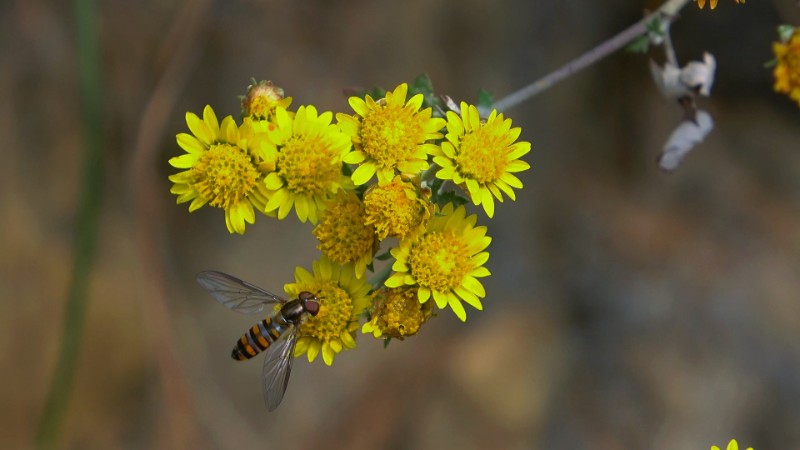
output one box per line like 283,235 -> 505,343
196,271 -> 286,314
261,325 -> 298,411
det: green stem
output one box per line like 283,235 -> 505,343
36,0 -> 104,448
420,163 -> 437,186
493,0 -> 690,111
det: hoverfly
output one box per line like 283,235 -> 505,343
196,271 -> 320,411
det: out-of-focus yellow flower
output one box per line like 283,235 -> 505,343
286,256 -> 371,366
362,287 -> 433,340
313,191 -> 377,278
711,438 -> 753,450
338,83 -> 446,186
773,30 -> 800,107
168,105 -> 272,234
385,203 -> 491,322
263,106 -> 353,224
363,175 -> 433,241
430,102 -> 530,218
694,0 -> 745,9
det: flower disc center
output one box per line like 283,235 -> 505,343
299,281 -> 353,342
278,135 -> 340,196
191,143 -> 258,209
361,106 -> 425,168
455,129 -> 509,184
407,231 -> 471,292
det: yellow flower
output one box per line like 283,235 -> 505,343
338,83 -> 446,186
168,105 -> 272,234
285,256 -> 371,366
694,0 -> 745,9
241,80 -> 292,123
385,203 -> 491,321
711,439 -> 753,450
430,102 -> 530,218
313,191 -> 377,278
363,175 -> 434,240
263,105 -> 354,224
362,287 -> 433,340
773,31 -> 800,107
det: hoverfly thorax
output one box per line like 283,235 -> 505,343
280,291 -> 319,322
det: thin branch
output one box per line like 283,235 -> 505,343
493,0 -> 691,112
662,21 -> 679,67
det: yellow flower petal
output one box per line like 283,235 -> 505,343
481,189 -> 495,218
432,289 -> 448,309
176,133 -> 204,154
462,275 -> 486,297
307,339 -> 321,362
343,151 -> 366,164
351,162 -> 376,185
265,172 -> 284,190
169,153 -> 199,169
349,96 -> 368,116
185,112 -> 210,145
448,295 -> 467,321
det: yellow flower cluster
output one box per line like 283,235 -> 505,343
169,78 -> 531,363
773,28 -> 800,107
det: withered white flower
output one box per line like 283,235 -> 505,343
658,110 -> 714,172
680,52 -> 716,96
650,52 -> 716,99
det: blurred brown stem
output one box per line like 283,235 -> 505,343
130,0 -> 210,447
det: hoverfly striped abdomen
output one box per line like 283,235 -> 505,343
230,293 -> 319,361
232,316 -> 290,361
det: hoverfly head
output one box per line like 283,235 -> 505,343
298,291 -> 320,316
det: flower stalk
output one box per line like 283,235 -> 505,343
37,0 -> 104,447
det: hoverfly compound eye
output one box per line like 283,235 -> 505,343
305,300 -> 320,316
299,291 -> 320,316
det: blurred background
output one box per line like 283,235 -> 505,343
2,0 -> 800,449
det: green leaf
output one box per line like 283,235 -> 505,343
383,337 -> 392,349
645,16 -> 664,35
477,88 -> 494,110
436,190 -> 470,208
354,183 -> 368,200
778,24 -> 796,43
375,250 -> 393,261
427,178 -> 444,203
409,74 -> 440,109
626,36 -> 650,54
627,16 -> 666,55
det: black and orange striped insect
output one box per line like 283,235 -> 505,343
197,271 -> 319,411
